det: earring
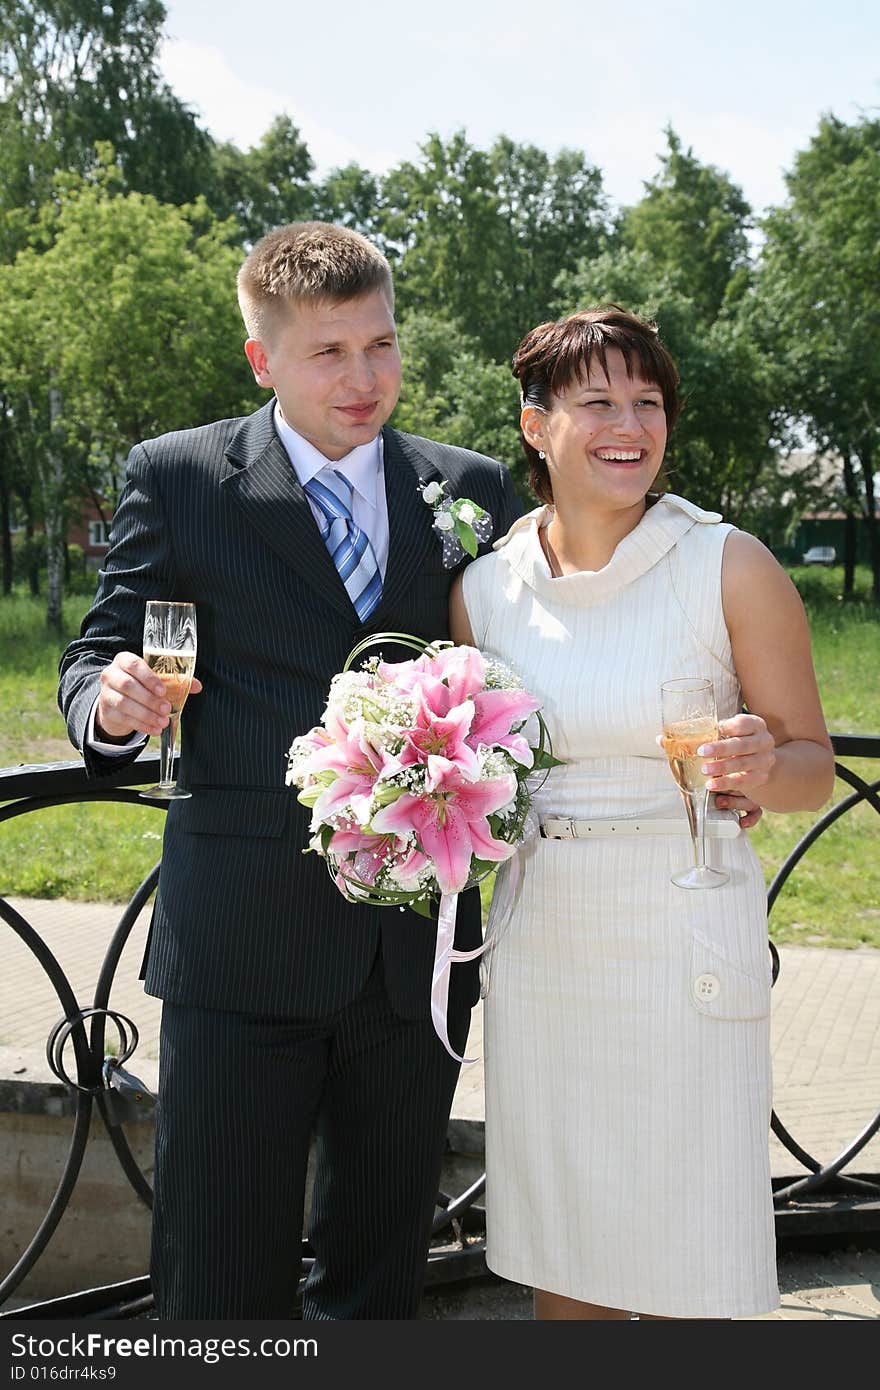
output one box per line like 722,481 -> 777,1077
538,450 -> 546,460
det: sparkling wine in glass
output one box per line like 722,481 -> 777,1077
660,677 -> 729,890
140,601 -> 196,801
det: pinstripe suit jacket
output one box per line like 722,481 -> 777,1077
58,400 -> 523,1019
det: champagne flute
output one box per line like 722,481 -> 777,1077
140,601 -> 197,801
660,677 -> 729,890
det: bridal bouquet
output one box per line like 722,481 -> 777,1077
286,634 -> 556,914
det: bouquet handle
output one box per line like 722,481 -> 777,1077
343,631 -> 448,671
431,892 -> 493,1064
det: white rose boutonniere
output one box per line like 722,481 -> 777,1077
419,479 -> 493,567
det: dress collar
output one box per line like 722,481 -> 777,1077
492,494 -> 723,607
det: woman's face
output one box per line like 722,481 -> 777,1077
524,347 -> 668,512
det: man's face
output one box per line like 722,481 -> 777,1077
244,290 -> 402,460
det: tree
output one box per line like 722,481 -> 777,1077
0,0 -> 211,255
757,114 -> 880,599
551,135 -> 794,531
0,160 -> 252,627
312,163 -> 386,246
486,137 -> 609,349
382,133 -> 504,354
382,132 -> 610,364
393,311 -> 525,495
208,115 -> 315,245
0,1 -> 216,596
621,127 -> 752,323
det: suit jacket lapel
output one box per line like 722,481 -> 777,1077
375,426 -> 442,617
219,402 -> 355,619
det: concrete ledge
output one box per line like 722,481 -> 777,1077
0,1041 -> 484,1306
1,1083 -> 154,1302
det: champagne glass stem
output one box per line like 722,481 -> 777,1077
693,786 -> 710,872
158,715 -> 179,789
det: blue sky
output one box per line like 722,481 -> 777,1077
159,0 -> 879,216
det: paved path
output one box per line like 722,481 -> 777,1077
420,1248 -> 880,1320
2,896 -> 879,1320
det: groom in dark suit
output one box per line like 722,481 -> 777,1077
58,222 -> 522,1319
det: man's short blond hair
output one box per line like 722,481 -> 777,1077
237,221 -> 394,343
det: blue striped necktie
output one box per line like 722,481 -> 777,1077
303,470 -> 383,622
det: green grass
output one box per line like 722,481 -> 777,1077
0,591 -> 93,762
745,565 -> 880,948
2,570 -> 879,947
0,588 -> 169,904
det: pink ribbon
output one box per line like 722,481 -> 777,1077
430,893 -> 490,1063
429,811 -> 537,1062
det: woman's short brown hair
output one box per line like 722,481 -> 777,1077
511,305 -> 681,505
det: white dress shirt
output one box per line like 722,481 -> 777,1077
85,404 -> 389,755
273,404 -> 389,580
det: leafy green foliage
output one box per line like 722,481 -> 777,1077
208,115 -> 315,245
755,114 -> 880,597
392,311 -> 525,493
383,131 -> 610,363
621,127 -> 752,322
0,0 -> 210,259
0,159 -> 253,625
554,244 -> 785,526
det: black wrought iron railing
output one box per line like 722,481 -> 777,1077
1,736 -> 878,1318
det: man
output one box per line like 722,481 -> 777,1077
58,222 -> 522,1319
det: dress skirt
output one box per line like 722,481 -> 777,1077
483,812 -> 778,1319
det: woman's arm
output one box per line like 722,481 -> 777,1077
449,572 -> 477,646
700,531 -> 835,812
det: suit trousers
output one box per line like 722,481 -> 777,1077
150,952 -> 470,1319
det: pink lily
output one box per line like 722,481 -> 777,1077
379,645 -> 487,717
396,692 -> 481,786
466,688 -> 541,767
309,719 -> 389,823
370,764 -> 517,894
329,830 -> 430,894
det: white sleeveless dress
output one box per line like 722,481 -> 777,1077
462,494 -> 779,1319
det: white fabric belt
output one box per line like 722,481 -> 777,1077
539,814 -> 742,840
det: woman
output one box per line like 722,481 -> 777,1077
450,306 -> 834,1320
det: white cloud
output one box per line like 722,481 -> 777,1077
685,113 -> 804,214
158,37 -> 399,173
570,105 -> 804,216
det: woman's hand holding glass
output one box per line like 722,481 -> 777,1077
660,688 -> 776,888
698,713 -> 777,800
660,678 -> 729,890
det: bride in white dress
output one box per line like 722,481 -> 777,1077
450,306 -> 834,1320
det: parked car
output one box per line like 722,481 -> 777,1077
801,546 -> 837,566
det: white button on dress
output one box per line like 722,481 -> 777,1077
694,973 -> 721,1001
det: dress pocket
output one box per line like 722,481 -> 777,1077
689,928 -> 772,1022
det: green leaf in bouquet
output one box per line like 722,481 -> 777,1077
296,769 -> 336,807
468,858 -> 498,879
408,895 -> 436,919
453,517 -> 478,558
531,749 -> 565,770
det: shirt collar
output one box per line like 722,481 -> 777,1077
273,403 -> 382,509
